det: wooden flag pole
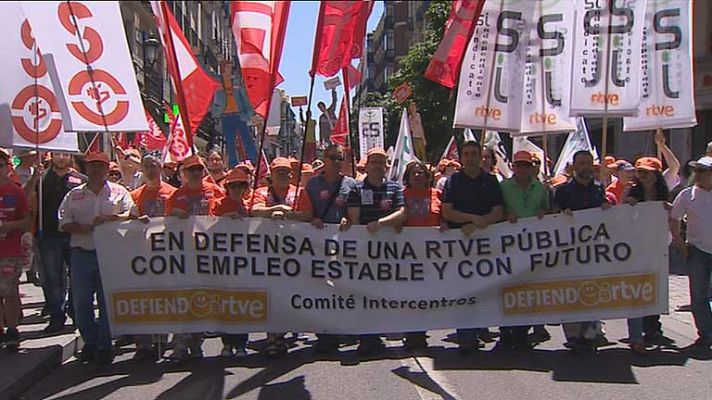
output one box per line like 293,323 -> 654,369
599,8 -> 615,182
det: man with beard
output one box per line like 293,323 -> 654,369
38,152 -> 86,333
204,149 -> 227,187
553,150 -> 611,354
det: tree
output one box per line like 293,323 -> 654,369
387,0 -> 454,161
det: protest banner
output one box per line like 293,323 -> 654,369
570,0 -> 647,117
518,0 -> 576,135
22,1 -> 147,132
0,2 -> 77,152
94,202 -> 668,335
291,96 -> 308,107
453,0 -> 535,132
623,0 -> 696,131
393,82 -> 413,104
358,107 -> 384,160
323,77 -> 342,90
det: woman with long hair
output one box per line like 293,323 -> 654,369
625,157 -> 671,353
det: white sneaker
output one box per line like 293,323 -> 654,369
235,347 -> 247,357
220,344 -> 233,357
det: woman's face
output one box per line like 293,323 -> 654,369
408,165 -> 429,189
635,169 -> 656,187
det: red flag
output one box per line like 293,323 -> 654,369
310,1 -> 372,78
115,132 -> 129,150
424,0 -> 486,89
231,1 -> 290,118
162,113 -> 191,163
150,1 -> 220,145
139,110 -> 167,151
330,96 -> 349,145
440,136 -> 459,162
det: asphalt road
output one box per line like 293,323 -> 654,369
18,276 -> 712,400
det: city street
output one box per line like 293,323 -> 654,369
16,276 -> 712,400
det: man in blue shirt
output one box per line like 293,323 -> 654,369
343,147 -> 406,355
442,141 -> 504,353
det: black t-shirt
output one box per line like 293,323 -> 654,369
346,178 -> 404,224
441,170 -> 504,228
553,178 -> 607,211
39,169 -> 86,238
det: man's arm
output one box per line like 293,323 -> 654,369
656,131 -> 680,177
442,203 -> 482,224
329,89 -> 337,112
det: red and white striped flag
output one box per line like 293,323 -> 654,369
150,1 -> 220,145
138,109 -> 167,150
424,0 -> 486,89
231,1 -> 290,118
440,136 -> 459,162
162,112 -> 191,164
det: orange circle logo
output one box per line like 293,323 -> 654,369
11,85 -> 63,144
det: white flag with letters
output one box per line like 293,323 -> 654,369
22,1 -> 148,132
0,1 -> 77,152
553,118 -> 599,176
570,0 -> 647,117
454,0 -> 536,132
623,0 -> 696,131
388,110 -> 419,183
519,0 -> 576,135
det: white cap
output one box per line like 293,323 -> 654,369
689,156 -> 712,169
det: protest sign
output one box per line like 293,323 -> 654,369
624,0 -> 696,131
95,202 -> 668,335
22,1 -> 148,132
358,107 -> 384,160
324,76 -> 342,90
291,96 -> 308,107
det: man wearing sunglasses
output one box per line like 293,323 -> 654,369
671,156 -> 712,349
304,144 -> 357,353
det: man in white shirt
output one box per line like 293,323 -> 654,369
58,151 -> 135,365
670,156 -> 712,348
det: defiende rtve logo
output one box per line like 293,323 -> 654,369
501,274 -> 657,315
112,289 -> 268,323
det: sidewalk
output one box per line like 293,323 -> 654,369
0,280 -> 81,400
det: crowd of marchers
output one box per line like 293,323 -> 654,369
0,135 -> 711,365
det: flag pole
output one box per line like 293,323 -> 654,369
160,1 -> 194,150
600,9 -> 615,181
342,67 -> 356,178
537,0 -> 549,179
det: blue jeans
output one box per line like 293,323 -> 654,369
688,246 -> 712,340
71,249 -> 111,351
39,237 -> 72,324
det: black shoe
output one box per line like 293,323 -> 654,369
403,336 -> 428,352
43,320 -> 67,334
644,332 -> 675,346
133,348 -> 158,362
692,337 -> 712,349
4,328 -> 19,352
77,347 -> 96,364
114,335 -> 134,348
95,348 -> 114,365
478,329 -> 498,343
314,340 -> 339,354
458,341 -> 480,354
357,338 -> 386,355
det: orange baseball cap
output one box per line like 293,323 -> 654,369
85,151 -> 110,164
301,163 -> 314,174
513,150 -> 534,164
181,154 -> 204,170
635,157 -> 663,172
224,168 -> 250,184
366,147 -> 387,159
235,162 -> 254,174
270,157 -> 292,171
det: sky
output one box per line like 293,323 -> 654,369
278,1 -> 384,135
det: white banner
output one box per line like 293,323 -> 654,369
519,0 -> 576,135
22,1 -> 148,132
553,118 -> 599,176
95,203 -> 669,335
570,0 -> 647,116
358,107 -> 384,160
623,0 -> 696,131
0,2 -> 77,152
454,0 -> 535,132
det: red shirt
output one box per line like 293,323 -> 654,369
209,196 -> 249,217
0,181 -> 29,257
166,182 -> 225,216
131,182 -> 177,217
404,187 -> 442,227
253,184 -> 313,213
605,179 -> 631,205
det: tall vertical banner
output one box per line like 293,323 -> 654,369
0,2 -> 77,152
454,1 -> 535,132
518,0 -> 576,135
570,0 -> 647,116
22,1 -> 148,132
358,107 -> 384,160
162,113 -> 191,164
623,0 -> 696,131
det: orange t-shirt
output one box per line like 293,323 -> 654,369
165,182 -> 225,216
209,196 -> 249,217
131,182 -> 177,217
253,184 -> 312,213
605,179 -> 631,205
404,187 -> 442,227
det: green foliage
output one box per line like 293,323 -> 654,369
386,0 -> 455,161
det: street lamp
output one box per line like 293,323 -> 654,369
143,35 -> 160,68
